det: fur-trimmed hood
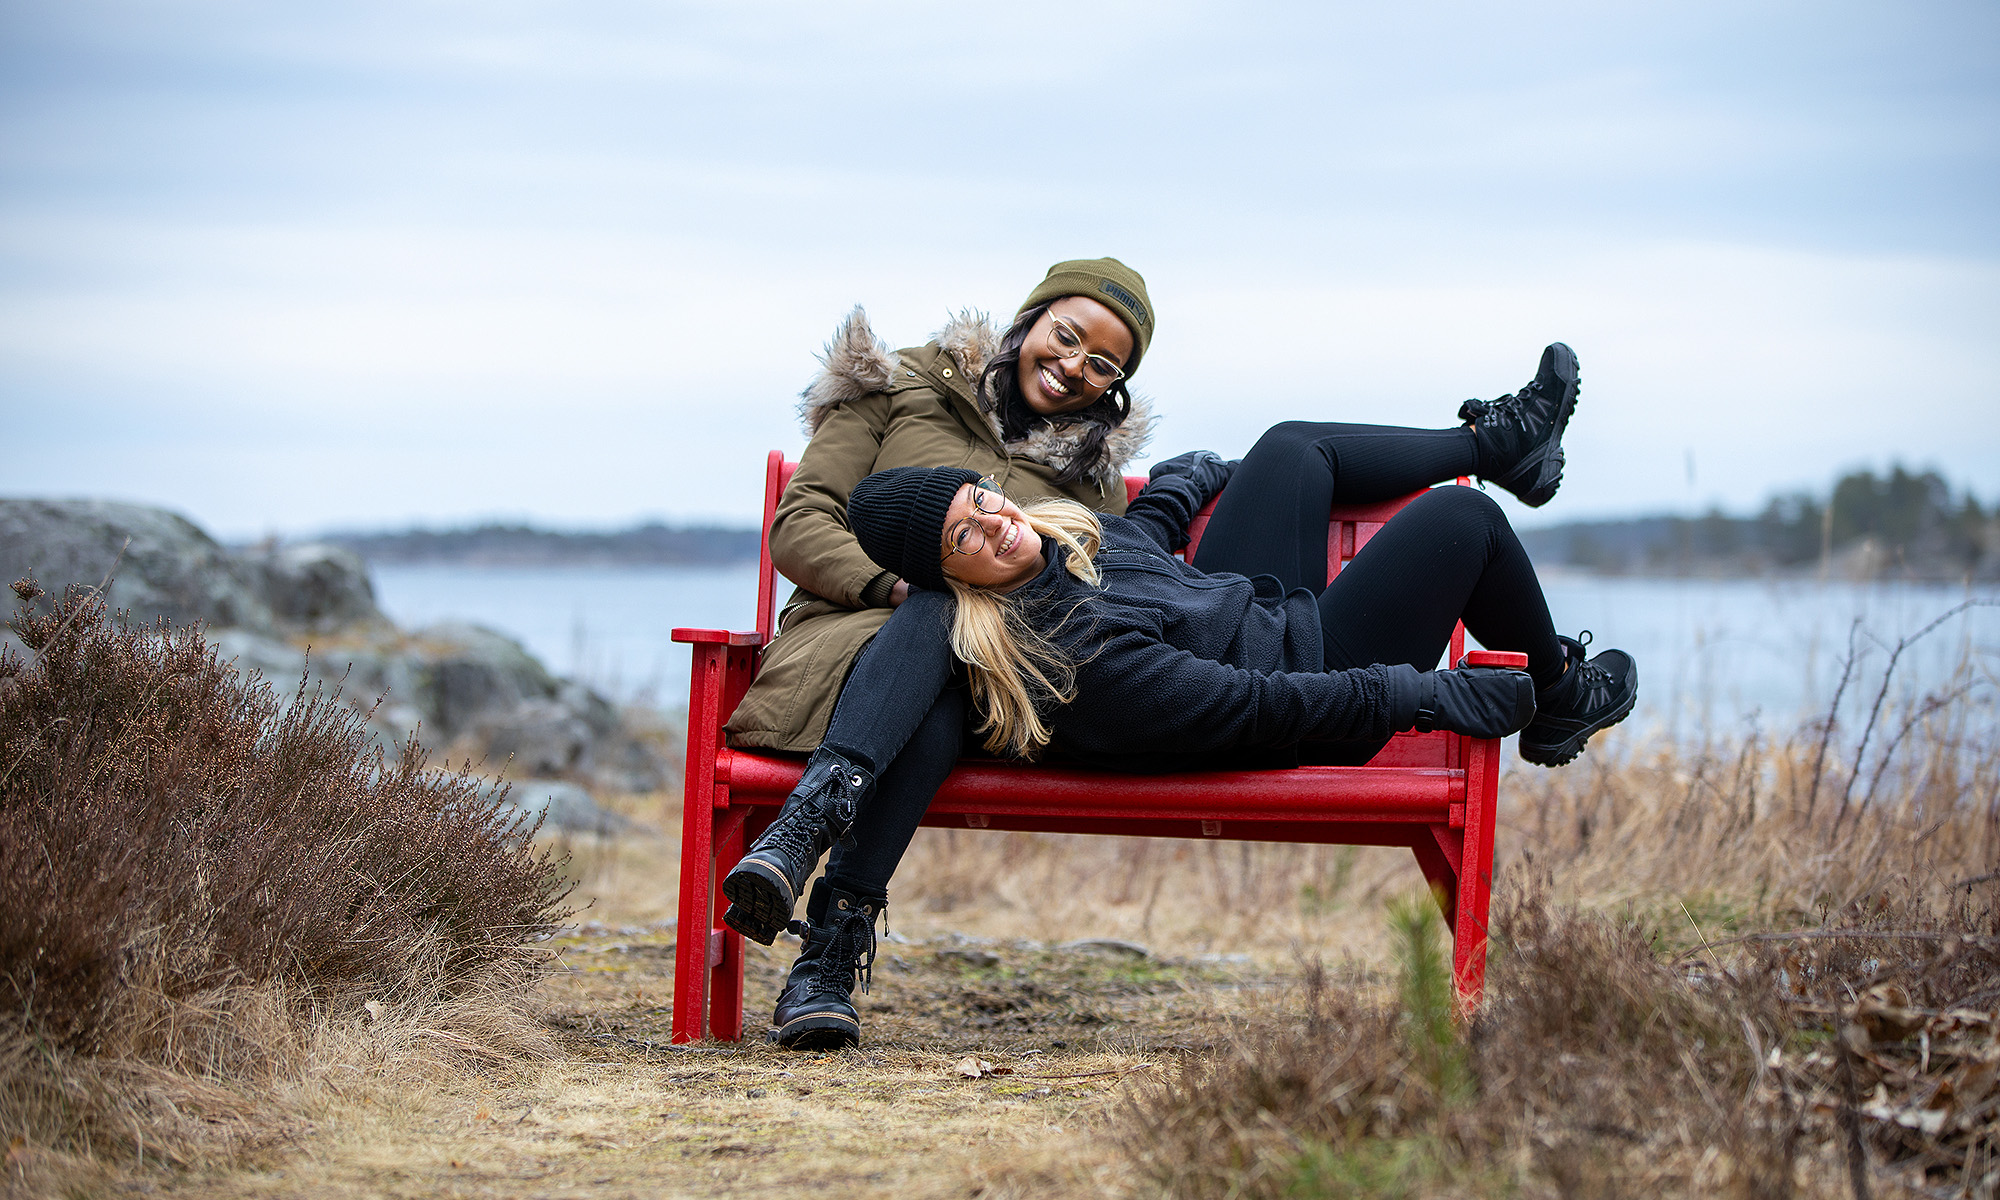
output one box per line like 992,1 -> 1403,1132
797,306 -> 1154,481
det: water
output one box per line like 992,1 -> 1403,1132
1537,574 -> 1999,741
371,564 -> 2000,734
370,563 -> 763,710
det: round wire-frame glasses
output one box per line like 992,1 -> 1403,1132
944,478 -> 1007,559
1047,316 -> 1127,389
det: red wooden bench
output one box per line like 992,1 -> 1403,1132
669,452 -> 1526,1042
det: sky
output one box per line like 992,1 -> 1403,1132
2,0 -> 1996,539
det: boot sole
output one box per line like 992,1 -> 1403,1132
1518,672 -> 1638,767
1493,342 -> 1579,509
771,1011 -> 860,1050
720,860 -> 797,946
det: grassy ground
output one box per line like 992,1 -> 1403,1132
12,698 -> 1998,1199
42,790 -> 1408,1200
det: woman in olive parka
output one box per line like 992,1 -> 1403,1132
719,259 -> 1157,1049
726,258 -> 1155,753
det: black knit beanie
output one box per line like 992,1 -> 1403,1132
848,467 -> 982,592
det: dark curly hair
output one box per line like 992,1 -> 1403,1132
977,301 -> 1134,487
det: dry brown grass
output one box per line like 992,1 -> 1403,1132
0,580 -> 571,1193
1105,612 -> 2000,1200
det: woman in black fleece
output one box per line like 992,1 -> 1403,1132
848,448 -> 1636,773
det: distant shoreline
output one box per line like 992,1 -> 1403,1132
274,522 -> 762,568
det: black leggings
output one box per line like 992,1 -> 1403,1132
817,422 -> 1560,897
1192,421 -> 1562,685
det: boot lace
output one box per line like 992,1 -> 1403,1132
759,766 -> 865,864
1567,631 -> 1615,700
805,903 -> 880,998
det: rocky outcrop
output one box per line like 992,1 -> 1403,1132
0,500 -> 280,633
238,542 -> 387,633
3,498 -> 669,806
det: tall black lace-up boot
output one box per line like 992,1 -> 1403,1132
1458,342 -> 1580,508
770,880 -> 883,1051
721,747 -> 874,945
1519,632 -> 1638,767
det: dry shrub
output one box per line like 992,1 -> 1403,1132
1512,603 -> 2000,919
1120,880 -> 1998,1199
1112,605 -> 1999,1199
0,580 -> 570,1173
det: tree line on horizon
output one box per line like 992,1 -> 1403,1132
1519,464 -> 1994,579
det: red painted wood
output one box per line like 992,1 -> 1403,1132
671,640 -> 725,1042
718,751 -> 1463,822
670,456 -> 1524,1042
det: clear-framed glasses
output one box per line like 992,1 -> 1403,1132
1046,316 -> 1127,389
944,477 -> 1006,559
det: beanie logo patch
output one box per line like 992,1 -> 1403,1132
1097,280 -> 1149,326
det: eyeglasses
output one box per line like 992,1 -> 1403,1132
944,478 -> 1007,559
1047,316 -> 1127,389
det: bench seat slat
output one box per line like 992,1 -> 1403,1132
717,749 -> 1462,823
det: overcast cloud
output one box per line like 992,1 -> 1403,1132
2,1 -> 1995,537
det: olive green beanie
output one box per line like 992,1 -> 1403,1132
1018,257 -> 1153,377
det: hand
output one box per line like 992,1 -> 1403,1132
889,579 -> 910,607
1414,667 -> 1537,738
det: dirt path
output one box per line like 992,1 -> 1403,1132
149,921 -> 1291,1199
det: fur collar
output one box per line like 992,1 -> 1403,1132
797,306 -> 1153,482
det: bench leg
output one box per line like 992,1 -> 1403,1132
707,810 -> 750,1042
1410,829 -> 1462,935
672,791 -> 719,1043
1451,737 -> 1502,1008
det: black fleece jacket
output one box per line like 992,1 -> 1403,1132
1014,453 -> 1423,771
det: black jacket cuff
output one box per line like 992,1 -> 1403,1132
1383,663 -> 1425,731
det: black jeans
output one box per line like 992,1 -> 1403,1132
818,590 -> 964,900
818,421 -> 1560,894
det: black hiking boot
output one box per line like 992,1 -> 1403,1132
1458,342 -> 1580,508
1518,632 -> 1637,767
770,880 -> 883,1051
722,747 -> 874,945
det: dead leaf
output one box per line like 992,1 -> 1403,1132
954,1056 -> 996,1079
363,1000 -> 386,1024
473,1104 -> 492,1122
1855,983 -> 1924,1044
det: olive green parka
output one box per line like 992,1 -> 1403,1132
724,306 -> 1153,752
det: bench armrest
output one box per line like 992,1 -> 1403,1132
671,628 -> 766,647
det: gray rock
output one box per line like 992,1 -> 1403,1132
407,621 -> 562,739
0,499 -> 276,633
937,948 -> 1001,968
476,698 -> 594,775
2,497 -> 670,796
239,542 -> 387,633
481,779 -> 636,837
1057,938 -> 1154,959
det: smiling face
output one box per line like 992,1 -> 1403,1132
938,483 -> 1045,591
1013,295 -> 1135,418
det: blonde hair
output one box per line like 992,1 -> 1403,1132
944,498 -> 1104,758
